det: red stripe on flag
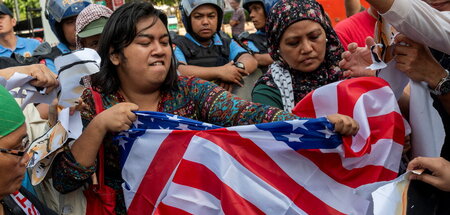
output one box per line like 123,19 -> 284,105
301,112 -> 404,188
172,159 -> 264,215
198,130 -> 345,215
336,77 -> 389,118
292,90 -> 317,118
299,151 -> 397,188
127,131 -> 196,214
154,203 -> 193,215
343,111 -> 405,158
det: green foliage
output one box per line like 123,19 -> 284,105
4,0 -> 41,21
152,0 -> 179,6
223,10 -> 232,24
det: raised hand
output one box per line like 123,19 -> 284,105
408,157 -> 450,192
393,34 -> 447,89
339,37 -> 377,77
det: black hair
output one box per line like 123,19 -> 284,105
233,0 -> 242,4
91,1 -> 178,95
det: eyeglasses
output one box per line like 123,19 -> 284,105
0,136 -> 30,157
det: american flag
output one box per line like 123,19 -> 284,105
116,77 -> 407,215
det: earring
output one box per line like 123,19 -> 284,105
326,38 -> 328,42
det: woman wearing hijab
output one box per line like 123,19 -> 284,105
51,2 -> 358,214
0,85 -> 57,215
252,0 -> 344,112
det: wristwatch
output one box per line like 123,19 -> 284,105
431,69 -> 450,95
234,61 -> 245,70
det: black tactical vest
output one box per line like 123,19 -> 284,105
172,34 -> 231,67
243,33 -> 268,54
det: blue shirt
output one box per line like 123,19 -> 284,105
0,36 -> 40,58
0,36 -> 60,74
174,32 -> 248,64
44,43 -> 72,74
246,30 -> 267,53
56,42 -> 71,54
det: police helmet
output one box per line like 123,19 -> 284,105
264,0 -> 280,17
243,0 -> 265,14
180,0 -> 225,33
45,0 -> 91,43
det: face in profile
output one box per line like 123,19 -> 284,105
190,4 -> 218,40
111,16 -> 172,92
249,3 -> 266,30
0,14 -> 15,35
279,20 -> 327,73
62,16 -> 78,48
0,124 -> 30,197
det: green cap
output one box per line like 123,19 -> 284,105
78,17 -> 108,38
0,85 -> 24,139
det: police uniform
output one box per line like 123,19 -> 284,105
242,30 -> 268,54
173,32 -> 248,66
0,36 -> 59,74
0,36 -> 40,58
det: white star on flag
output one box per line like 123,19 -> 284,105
158,125 -> 171,130
282,133 -> 303,142
133,119 -> 144,128
118,138 -> 128,150
202,122 -> 213,127
286,120 -> 309,131
176,123 -> 190,130
168,115 -> 182,121
318,126 -> 334,138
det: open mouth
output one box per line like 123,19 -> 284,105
150,61 -> 164,66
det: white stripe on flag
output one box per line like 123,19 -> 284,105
121,130 -> 171,209
351,86 -> 401,152
341,139 -> 403,172
162,183 -> 224,215
182,135 -> 307,215
237,128 -> 370,215
311,81 -> 339,118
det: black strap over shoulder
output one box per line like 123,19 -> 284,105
172,33 -> 231,67
8,42 -> 63,66
1,195 -> 27,215
245,33 -> 268,54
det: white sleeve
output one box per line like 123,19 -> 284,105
381,0 -> 450,54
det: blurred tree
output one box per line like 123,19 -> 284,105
152,0 -> 178,6
4,0 -> 40,20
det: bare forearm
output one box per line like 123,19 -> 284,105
0,67 -> 16,79
178,64 -> 221,80
238,54 -> 258,74
254,53 -> 273,67
365,0 -> 394,13
71,118 -> 107,167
